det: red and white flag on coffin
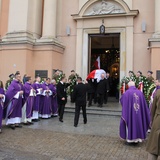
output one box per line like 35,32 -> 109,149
86,69 -> 106,83
94,56 -> 100,69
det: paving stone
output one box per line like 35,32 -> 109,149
0,100 -> 160,160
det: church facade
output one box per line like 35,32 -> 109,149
0,0 -> 160,83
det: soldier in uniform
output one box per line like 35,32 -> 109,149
147,71 -> 154,84
68,70 -> 78,102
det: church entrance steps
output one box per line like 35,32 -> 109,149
65,98 -> 122,117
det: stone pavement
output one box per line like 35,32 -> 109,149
0,101 -> 159,160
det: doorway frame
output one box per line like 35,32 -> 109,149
88,33 -> 120,75
81,27 -> 127,81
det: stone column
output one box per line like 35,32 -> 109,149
3,0 -> 43,43
8,0 -> 29,32
28,0 -> 43,39
42,0 -> 57,38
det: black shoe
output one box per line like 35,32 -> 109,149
74,124 -> 77,127
53,114 -> 58,117
32,119 -> 39,122
10,124 -> 15,130
59,119 -> 63,122
27,122 -> 34,125
15,124 -> 22,128
84,121 -> 87,124
23,122 -> 29,125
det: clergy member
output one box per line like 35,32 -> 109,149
5,71 -> 24,130
41,78 -> 52,118
0,80 -> 5,133
32,76 -> 43,121
119,81 -> 150,143
22,76 -> 36,125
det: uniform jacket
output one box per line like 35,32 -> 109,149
146,89 -> 160,156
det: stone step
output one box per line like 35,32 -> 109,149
65,106 -> 121,117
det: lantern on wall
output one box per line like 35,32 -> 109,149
100,19 -> 105,34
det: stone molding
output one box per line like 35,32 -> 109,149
0,31 -> 65,51
72,0 -> 138,20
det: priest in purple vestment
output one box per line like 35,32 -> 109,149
32,76 -> 43,121
41,78 -> 53,119
119,81 -> 150,143
5,72 -> 24,130
0,80 -> 5,133
22,76 -> 36,125
51,79 -> 58,117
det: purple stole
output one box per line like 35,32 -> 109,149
32,82 -> 42,112
41,83 -> 52,116
24,82 -> 35,118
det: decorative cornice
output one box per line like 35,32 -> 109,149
72,0 -> 139,20
72,10 -> 139,20
0,31 -> 65,50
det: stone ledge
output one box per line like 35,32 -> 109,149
0,31 -> 65,51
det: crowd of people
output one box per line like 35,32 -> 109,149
0,69 -> 113,132
0,69 -> 160,159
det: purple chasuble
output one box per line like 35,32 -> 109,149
41,83 -> 52,117
32,82 -> 42,113
50,84 -> 58,115
24,82 -> 35,118
119,86 -> 150,142
5,80 -> 24,119
0,88 -> 5,128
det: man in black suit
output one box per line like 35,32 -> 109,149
72,77 -> 88,127
104,72 -> 110,104
87,79 -> 95,107
57,76 -> 69,122
96,73 -> 106,107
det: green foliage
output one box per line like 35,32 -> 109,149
55,73 -> 65,84
5,78 -> 13,90
120,72 -> 154,104
68,73 -> 79,94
